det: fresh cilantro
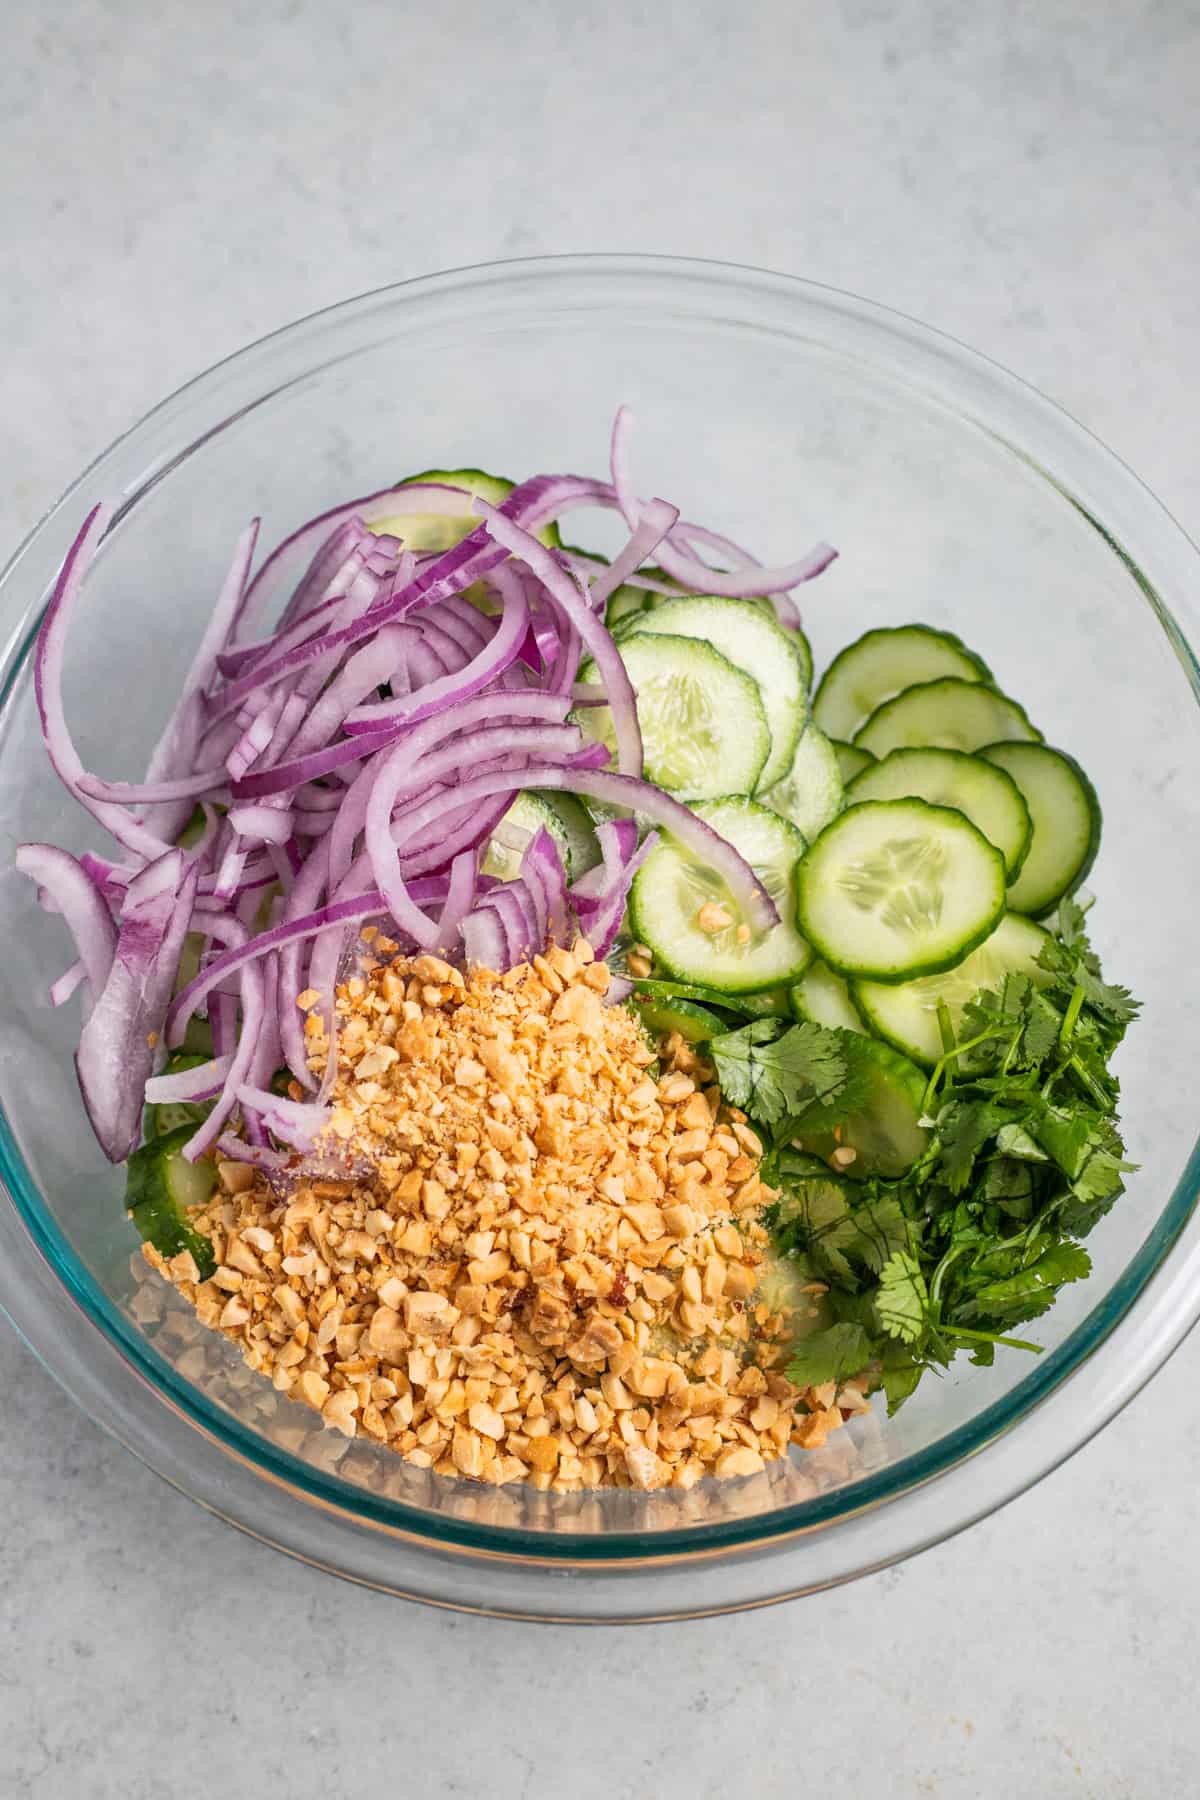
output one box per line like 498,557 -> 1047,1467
708,1018 -> 847,1132
876,1251 -> 929,1345
745,904 -> 1139,1415
786,1322 -> 874,1389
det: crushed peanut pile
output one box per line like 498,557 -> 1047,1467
147,937 -> 866,1491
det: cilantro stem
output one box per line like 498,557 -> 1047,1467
1059,982 -> 1086,1050
943,1325 -> 1044,1355
922,1025 -> 1008,1112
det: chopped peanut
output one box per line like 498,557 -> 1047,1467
146,939 -> 860,1493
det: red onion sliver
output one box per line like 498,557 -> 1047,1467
15,842 -> 117,1006
477,504 -> 644,778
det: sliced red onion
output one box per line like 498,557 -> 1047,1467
240,484 -> 472,638
392,764 -> 776,928
215,1132 -> 292,1173
461,907 -> 507,971
477,505 -> 643,778
76,861 -> 198,1162
583,498 -> 680,614
15,842 -> 117,1007
236,1084 -> 329,1151
576,830 -> 659,960
144,1055 -> 234,1104
520,828 -> 569,947
609,406 -> 837,597
76,766 -> 229,806
33,506 -> 174,863
345,562 -> 529,730
50,961 -> 87,1007
436,850 -> 477,951
227,804 -> 293,845
182,957 -> 265,1161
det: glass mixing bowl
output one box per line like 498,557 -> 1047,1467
1,256 -> 1199,1622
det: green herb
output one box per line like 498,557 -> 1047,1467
713,902 -> 1139,1413
708,1017 -> 847,1130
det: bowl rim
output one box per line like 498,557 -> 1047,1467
3,251 -> 1200,1603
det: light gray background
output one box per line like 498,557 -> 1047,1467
3,3 -> 1199,1795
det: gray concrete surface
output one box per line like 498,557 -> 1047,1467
2,3 -> 1199,1795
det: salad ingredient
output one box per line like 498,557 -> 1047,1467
762,724 -> 844,841
853,912 -> 1051,1066
630,798 -> 812,992
482,792 -> 574,882
813,624 -> 992,741
980,742 -> 1102,917
766,900 -> 1137,1408
619,595 -> 808,789
790,961 -> 867,1034
832,740 -> 874,784
854,675 -> 1041,758
147,937 -> 850,1488
575,633 -> 771,798
795,798 -> 1007,982
125,1124 -> 217,1278
846,745 -> 1033,879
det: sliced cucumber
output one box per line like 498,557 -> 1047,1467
630,797 -> 812,993
796,799 -> 1007,982
854,677 -> 1041,759
790,961 -> 867,1034
813,625 -> 992,741
624,596 -> 808,790
789,625 -> 814,693
853,912 -> 1053,1066
125,1124 -> 217,1278
482,792 -> 572,882
762,725 -> 844,840
846,747 -> 1032,880
633,994 -> 724,1044
832,740 -> 875,785
632,979 -> 790,1020
980,742 -> 1102,918
791,1031 -> 930,1179
575,636 -> 770,800
371,468 -> 559,551
538,791 -> 602,880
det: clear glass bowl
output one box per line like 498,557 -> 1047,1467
2,255 -> 1199,1622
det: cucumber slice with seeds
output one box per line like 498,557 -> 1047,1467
632,994 -> 724,1044
630,797 -> 812,992
854,677 -> 1041,759
125,1124 -> 217,1278
791,1031 -> 931,1179
538,791 -> 602,880
624,596 -> 808,790
762,725 -> 844,840
482,792 -> 572,882
846,746 -> 1032,879
790,962 -> 867,1034
796,799 -> 1007,982
632,979 -> 790,1020
575,636 -> 770,800
980,742 -> 1102,917
371,468 -> 560,551
853,913 -> 1053,1066
832,740 -> 875,784
814,624 -> 992,741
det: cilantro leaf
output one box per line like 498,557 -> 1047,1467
786,1321 -> 873,1389
876,1251 -> 929,1346
709,1019 -> 847,1132
745,907 -> 1139,1416
971,1241 -> 1091,1311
